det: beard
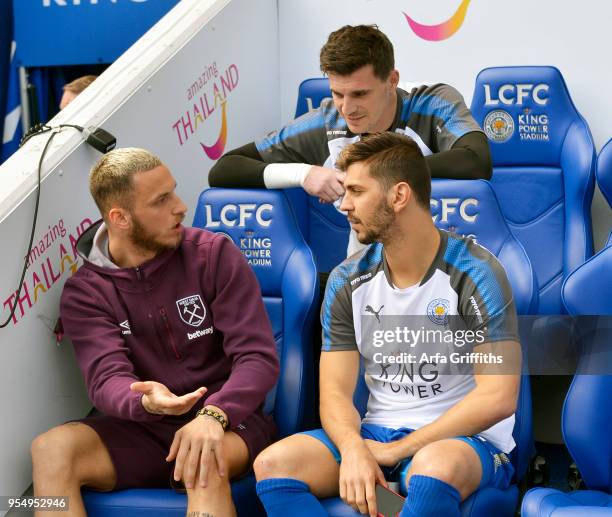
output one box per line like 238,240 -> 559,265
129,213 -> 181,255
355,198 -> 395,245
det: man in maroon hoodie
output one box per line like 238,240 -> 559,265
31,148 -> 280,517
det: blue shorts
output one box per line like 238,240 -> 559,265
301,424 -> 514,494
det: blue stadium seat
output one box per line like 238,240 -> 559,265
471,66 -> 596,314
83,189 -> 319,517
321,179 -> 536,516
521,138 -> 612,516
294,77 -> 331,118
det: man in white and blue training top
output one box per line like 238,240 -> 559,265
253,132 -> 520,517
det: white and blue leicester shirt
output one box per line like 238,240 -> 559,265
321,230 -> 519,453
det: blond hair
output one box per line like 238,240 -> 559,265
89,148 -> 162,217
63,75 -> 98,95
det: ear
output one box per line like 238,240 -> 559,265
388,69 -> 400,89
390,182 -> 412,212
107,207 -> 131,230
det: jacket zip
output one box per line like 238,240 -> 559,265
160,307 -> 182,360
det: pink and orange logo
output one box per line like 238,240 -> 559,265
201,101 -> 228,161
403,0 -> 472,42
172,62 -> 238,162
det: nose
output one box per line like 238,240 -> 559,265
340,192 -> 353,212
342,96 -> 355,116
173,194 -> 188,216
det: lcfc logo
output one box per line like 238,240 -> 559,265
427,299 -> 450,325
205,203 -> 273,228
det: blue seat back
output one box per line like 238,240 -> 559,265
294,77 -> 331,118
559,140 -> 612,493
431,179 -> 538,315
431,179 -> 536,479
471,66 -> 596,314
193,189 -> 318,437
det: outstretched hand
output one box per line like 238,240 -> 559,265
130,381 -> 206,416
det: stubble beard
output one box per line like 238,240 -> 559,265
129,213 -> 180,256
356,199 -> 395,245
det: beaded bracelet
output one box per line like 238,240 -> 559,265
196,407 -> 229,430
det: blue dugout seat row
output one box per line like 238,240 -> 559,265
521,138 -> 612,516
82,71 -> 604,515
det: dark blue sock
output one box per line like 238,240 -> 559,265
400,474 -> 461,517
256,477 -> 328,517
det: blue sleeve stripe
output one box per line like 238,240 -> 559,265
443,236 -> 505,316
321,245 -> 383,350
255,111 -> 326,153
409,94 -> 475,138
321,269 -> 348,350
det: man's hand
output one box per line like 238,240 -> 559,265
364,439 -> 402,467
166,411 -> 226,489
130,381 -> 206,416
303,166 -> 345,203
339,442 -> 387,517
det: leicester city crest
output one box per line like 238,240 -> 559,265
484,110 -> 514,143
427,298 -> 450,325
176,294 -> 206,327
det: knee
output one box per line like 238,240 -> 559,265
31,427 -> 77,478
407,442 -> 464,488
253,443 -> 290,481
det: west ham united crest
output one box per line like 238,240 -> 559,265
176,294 -> 206,327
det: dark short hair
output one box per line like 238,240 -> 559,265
320,25 -> 394,80
336,132 -> 431,209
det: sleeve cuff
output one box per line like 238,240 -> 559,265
263,163 -> 311,188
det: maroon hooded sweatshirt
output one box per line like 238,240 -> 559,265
60,221 -> 279,427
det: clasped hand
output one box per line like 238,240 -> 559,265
166,413 -> 226,489
303,166 -> 346,203
339,442 -> 387,517
130,381 -> 226,488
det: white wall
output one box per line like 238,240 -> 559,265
0,0 -> 280,505
277,0 -> 612,248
